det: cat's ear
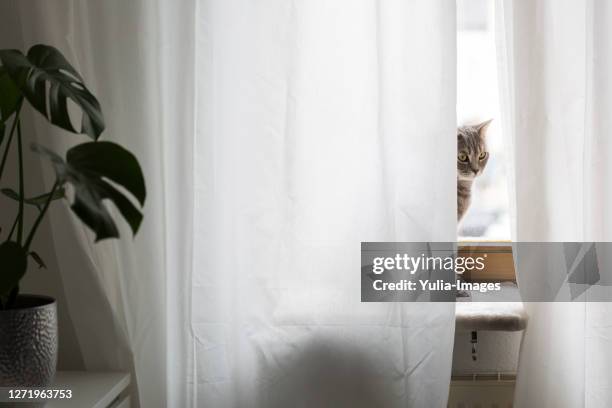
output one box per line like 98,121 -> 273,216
476,119 -> 493,136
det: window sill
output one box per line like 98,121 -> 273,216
455,283 -> 527,332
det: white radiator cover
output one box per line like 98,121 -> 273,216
448,379 -> 515,408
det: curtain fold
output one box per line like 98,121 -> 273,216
496,0 -> 612,406
193,1 -> 457,407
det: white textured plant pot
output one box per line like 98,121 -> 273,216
0,295 -> 58,388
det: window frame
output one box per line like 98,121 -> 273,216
458,240 -> 516,282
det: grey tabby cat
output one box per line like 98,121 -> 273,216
457,120 -> 492,221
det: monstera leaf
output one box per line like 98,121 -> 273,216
0,241 -> 27,296
33,141 -> 146,241
0,66 -> 22,122
0,45 -> 104,139
0,66 -> 22,147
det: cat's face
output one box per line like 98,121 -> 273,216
457,120 -> 491,181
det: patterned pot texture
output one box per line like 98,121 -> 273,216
0,295 -> 58,388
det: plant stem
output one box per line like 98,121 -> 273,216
7,214 -> 18,241
7,285 -> 18,308
16,120 -> 24,245
0,102 -> 22,183
24,181 -> 59,252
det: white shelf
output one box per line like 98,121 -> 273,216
48,371 -> 130,408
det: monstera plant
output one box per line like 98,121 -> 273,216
0,44 -> 146,310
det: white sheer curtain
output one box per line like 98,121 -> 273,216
3,1 -> 457,407
193,1 -> 457,407
496,0 -> 612,406
2,0 -> 196,407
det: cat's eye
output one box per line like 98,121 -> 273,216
479,152 -> 488,160
458,152 -> 468,162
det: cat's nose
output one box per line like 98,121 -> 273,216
471,166 -> 479,174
